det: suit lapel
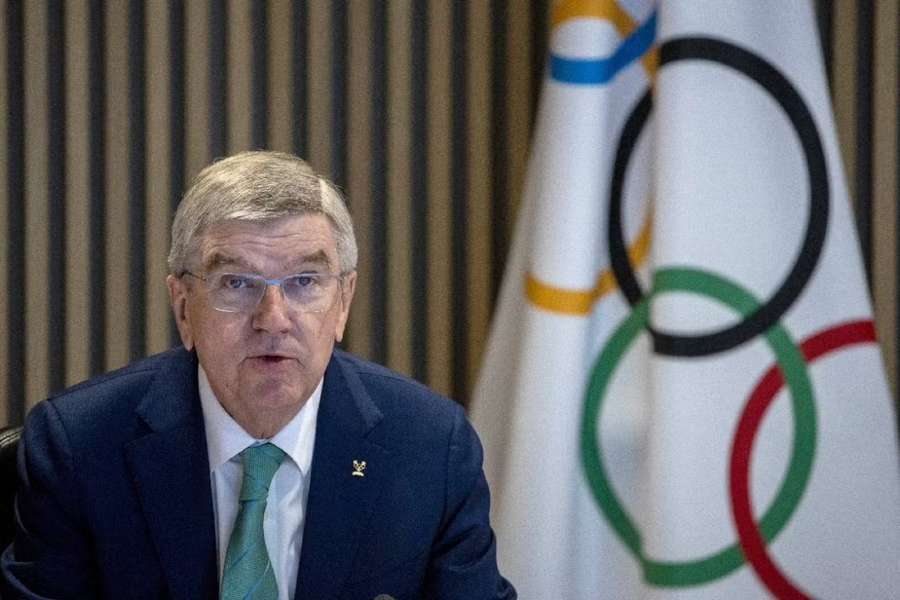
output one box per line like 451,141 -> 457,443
124,349 -> 218,600
295,353 -> 389,600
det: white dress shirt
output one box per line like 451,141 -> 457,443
198,366 -> 321,600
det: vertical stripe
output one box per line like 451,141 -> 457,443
344,1 -> 373,360
410,0 -> 428,382
6,0 -> 25,423
64,0 -> 90,387
831,1 -> 856,200
0,0 -> 9,422
105,0 -> 131,371
896,1 -> 900,398
252,0 -> 268,149
292,0 -> 308,158
25,1 -> 50,410
331,1 -> 348,188
466,0 -> 493,402
882,0 -> 898,402
816,0 -> 834,89
47,0 -> 67,392
530,0 -> 548,126
226,0 -> 252,153
855,0 -> 874,286
506,2 -> 532,248
129,0 -> 146,360
385,0 -> 411,375
267,0 -> 293,153
307,1 -> 332,176
330,0 -> 353,352
184,0 -> 210,181
169,0 -> 186,346
88,0 -> 106,375
169,0 -> 186,211
369,0 -> 388,366
871,0 -> 898,391
450,2 -> 468,401
426,0 -> 452,398
209,0 -> 228,158
146,0 -> 172,356
490,0 -> 508,305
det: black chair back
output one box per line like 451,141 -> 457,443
0,426 -> 22,552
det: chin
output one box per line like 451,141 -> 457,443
245,377 -> 310,409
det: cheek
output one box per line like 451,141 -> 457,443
193,316 -> 246,367
310,314 -> 341,348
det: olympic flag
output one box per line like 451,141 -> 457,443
471,1 -> 900,598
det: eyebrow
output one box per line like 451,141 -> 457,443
294,250 -> 333,271
203,252 -> 256,273
202,249 -> 334,273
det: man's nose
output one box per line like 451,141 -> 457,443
251,283 -> 293,332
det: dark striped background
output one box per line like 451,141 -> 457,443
1,0 -> 897,426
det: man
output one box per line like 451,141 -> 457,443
1,151 -> 516,599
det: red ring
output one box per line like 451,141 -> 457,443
729,320 -> 877,599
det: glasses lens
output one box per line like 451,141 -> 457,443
282,274 -> 337,312
210,273 -> 264,312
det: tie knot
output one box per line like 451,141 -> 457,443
238,443 -> 286,502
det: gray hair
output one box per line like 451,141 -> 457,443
167,150 -> 358,275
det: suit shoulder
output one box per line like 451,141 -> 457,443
48,349 -> 183,403
332,349 -> 464,423
31,348 -> 195,443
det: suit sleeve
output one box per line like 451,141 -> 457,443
423,404 -> 517,599
1,401 -> 100,599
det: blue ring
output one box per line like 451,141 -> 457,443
550,11 -> 656,85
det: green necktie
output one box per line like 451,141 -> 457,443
221,443 -> 286,600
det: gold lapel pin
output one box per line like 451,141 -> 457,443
352,460 -> 367,477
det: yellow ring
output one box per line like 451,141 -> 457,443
525,207 -> 652,315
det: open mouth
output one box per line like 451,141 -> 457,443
252,355 -> 291,364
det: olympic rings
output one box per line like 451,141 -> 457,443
581,266 -> 816,586
607,37 -> 830,357
730,321 -> 877,599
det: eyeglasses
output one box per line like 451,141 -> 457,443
183,270 -> 345,314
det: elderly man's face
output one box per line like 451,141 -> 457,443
167,214 -> 355,437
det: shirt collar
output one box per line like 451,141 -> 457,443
198,365 -> 322,478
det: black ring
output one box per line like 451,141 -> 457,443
608,37 -> 829,357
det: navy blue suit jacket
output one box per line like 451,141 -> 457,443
1,347 -> 515,599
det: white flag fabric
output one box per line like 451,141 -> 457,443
471,1 -> 900,598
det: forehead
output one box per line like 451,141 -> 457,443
197,214 -> 339,272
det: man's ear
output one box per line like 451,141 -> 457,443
167,274 -> 195,350
334,271 -> 357,343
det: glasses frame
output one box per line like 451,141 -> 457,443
182,270 -> 347,314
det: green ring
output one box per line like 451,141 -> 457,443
581,267 -> 817,586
